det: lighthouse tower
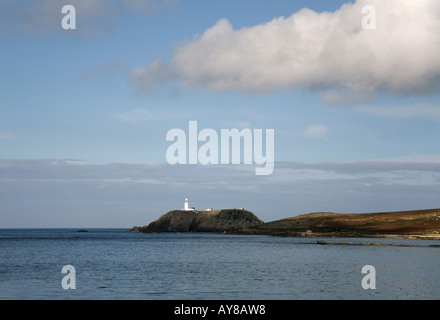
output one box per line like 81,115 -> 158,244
183,198 -> 195,211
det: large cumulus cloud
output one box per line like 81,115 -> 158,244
133,0 -> 440,98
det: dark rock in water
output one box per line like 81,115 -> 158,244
77,229 -> 88,232
128,209 -> 263,233
360,242 -> 380,246
127,226 -> 142,232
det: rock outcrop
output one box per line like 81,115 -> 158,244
129,209 -> 263,233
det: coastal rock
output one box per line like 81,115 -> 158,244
127,226 -> 142,232
317,240 -> 332,245
130,209 -> 263,233
360,242 -> 380,246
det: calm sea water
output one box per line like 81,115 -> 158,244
0,228 -> 439,300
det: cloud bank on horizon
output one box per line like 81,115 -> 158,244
2,158 -> 440,227
133,0 -> 440,101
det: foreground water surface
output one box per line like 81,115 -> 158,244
0,229 -> 439,299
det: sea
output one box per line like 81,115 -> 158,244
0,228 -> 439,300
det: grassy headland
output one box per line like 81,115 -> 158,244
237,208 -> 440,240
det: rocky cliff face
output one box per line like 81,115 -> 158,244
129,209 -> 263,233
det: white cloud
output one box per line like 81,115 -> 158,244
111,108 -> 158,123
133,0 -> 440,98
0,0 -> 113,35
76,61 -> 127,82
132,58 -> 175,93
371,154 -> 440,163
122,0 -> 180,15
0,133 -> 12,141
0,0 -> 180,35
318,89 -> 374,106
303,125 -> 328,139
357,104 -> 440,119
111,106 -> 205,123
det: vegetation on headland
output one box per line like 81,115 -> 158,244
236,208 -> 440,240
128,209 -> 263,233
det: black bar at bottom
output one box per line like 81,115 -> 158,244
0,299 -> 433,319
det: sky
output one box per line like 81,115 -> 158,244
1,0 -> 440,228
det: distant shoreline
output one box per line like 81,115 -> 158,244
234,208 -> 440,241
232,229 -> 440,241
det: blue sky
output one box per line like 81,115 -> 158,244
1,0 -> 440,227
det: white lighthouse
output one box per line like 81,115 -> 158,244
183,198 -> 195,211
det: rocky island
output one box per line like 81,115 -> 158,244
129,208 -> 263,233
